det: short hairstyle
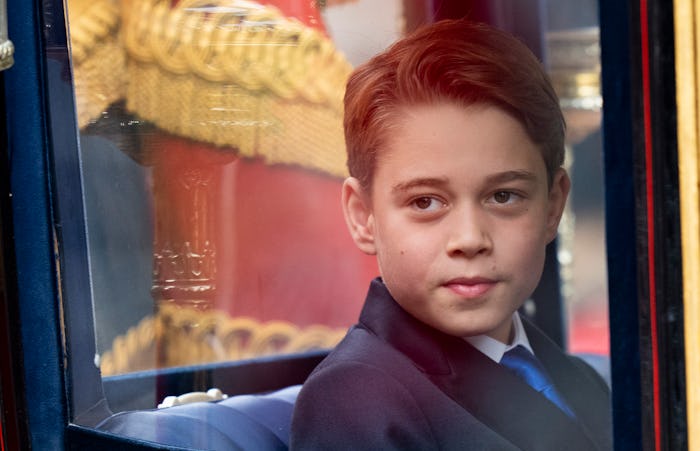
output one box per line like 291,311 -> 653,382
344,19 -> 565,189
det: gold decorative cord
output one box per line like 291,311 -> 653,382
121,0 -> 352,177
100,304 -> 347,375
67,0 -> 352,176
123,0 -> 350,106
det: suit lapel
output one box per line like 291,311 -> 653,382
523,318 -> 613,450
359,279 -> 453,375
431,336 -> 602,451
359,280 -> 610,451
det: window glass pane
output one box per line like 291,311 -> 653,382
65,0 -> 424,417
61,0 -> 609,432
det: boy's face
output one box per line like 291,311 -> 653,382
342,103 -> 569,343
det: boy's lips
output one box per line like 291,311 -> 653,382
443,277 -> 496,298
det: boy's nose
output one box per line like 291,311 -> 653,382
445,211 -> 492,258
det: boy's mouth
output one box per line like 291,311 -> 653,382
443,277 -> 496,299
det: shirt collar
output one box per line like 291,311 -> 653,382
464,312 -> 534,363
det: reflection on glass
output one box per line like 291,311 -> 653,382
67,0 -> 411,379
545,0 -> 609,357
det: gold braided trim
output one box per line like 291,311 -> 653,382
127,61 -> 348,176
123,0 -> 351,106
100,313 -> 158,376
100,304 -> 347,376
68,0 -> 127,128
68,0 -> 120,63
122,0 -> 350,177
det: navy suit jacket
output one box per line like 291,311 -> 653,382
290,279 -> 612,450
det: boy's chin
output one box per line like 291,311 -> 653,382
430,318 -> 514,343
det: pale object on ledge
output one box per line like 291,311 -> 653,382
158,388 -> 228,409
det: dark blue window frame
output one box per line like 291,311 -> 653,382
3,0 -> 685,449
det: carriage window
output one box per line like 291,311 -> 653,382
60,0 -> 608,428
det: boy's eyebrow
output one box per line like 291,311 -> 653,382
484,170 -> 539,185
391,177 -> 449,194
391,171 -> 538,194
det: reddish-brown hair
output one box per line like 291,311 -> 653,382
344,19 -> 565,189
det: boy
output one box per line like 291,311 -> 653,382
290,19 -> 611,450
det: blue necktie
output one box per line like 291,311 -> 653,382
500,345 -> 576,418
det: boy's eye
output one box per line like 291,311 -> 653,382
493,191 -> 512,203
490,190 -> 523,205
411,196 -> 444,211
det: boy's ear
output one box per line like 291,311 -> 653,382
341,177 -> 377,255
545,168 -> 571,243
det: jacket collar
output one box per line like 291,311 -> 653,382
358,278 -> 456,375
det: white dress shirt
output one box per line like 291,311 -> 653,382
465,313 -> 534,363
